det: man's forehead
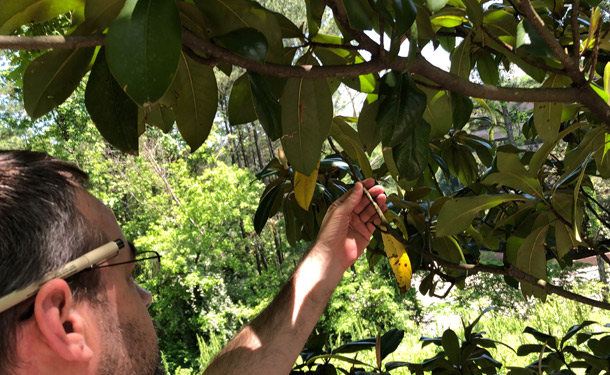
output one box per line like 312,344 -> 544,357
74,188 -> 127,252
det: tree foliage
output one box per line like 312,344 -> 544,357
1,0 -> 610,310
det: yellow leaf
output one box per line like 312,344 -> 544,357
381,231 -> 412,293
294,160 -> 320,210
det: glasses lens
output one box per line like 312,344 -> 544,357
133,252 -> 160,282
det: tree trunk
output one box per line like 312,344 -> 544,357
273,227 -> 284,265
237,126 -> 250,170
501,103 -> 517,146
252,125 -> 264,169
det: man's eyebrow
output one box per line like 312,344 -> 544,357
127,241 -> 137,260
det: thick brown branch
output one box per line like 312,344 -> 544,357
0,34 -> 105,49
404,241 -> 610,310
520,0 -> 585,84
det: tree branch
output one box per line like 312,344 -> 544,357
3,32 -> 610,124
404,241 -> 610,310
0,34 -> 105,49
572,0 -> 581,60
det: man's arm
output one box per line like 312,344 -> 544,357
204,179 -> 387,375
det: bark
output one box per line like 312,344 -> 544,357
252,126 -> 264,170
501,103 -> 517,146
237,126 -> 250,170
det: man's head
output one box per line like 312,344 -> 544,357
0,150 -> 163,375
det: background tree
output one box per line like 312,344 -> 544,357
1,0 -> 610,313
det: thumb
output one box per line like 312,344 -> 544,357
337,182 -> 363,213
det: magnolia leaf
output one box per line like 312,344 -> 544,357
380,329 -> 405,362
228,73 -> 257,125
427,0 -> 449,12
554,223 -> 577,260
533,75 -> 570,143
477,52 -> 500,86
249,72 -> 283,140
106,0 -> 182,106
516,224 -> 549,300
283,195 -> 298,247
392,122 -> 431,180
442,329 -> 461,366
344,0 -> 376,30
393,0 -> 417,35
254,182 -> 284,234
23,47 -> 94,119
450,91 -> 473,129
196,0 -> 284,63
378,72 -> 428,148
330,118 -> 374,178
434,236 -> 465,264
84,0 -> 125,32
280,78 -> 333,175
0,0 -> 83,34
214,28 -> 268,63
463,0 -> 483,27
305,0 -> 326,36
436,195 -> 527,237
423,90 -> 452,138
294,160 -> 320,210
85,48 -> 139,155
381,231 -> 412,293
170,52 -> 218,151
483,152 -> 543,196
358,96 -> 382,154
450,35 -> 472,79
144,104 -> 174,133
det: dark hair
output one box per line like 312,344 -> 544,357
0,150 -> 108,374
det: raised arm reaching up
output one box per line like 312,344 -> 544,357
204,179 -> 387,375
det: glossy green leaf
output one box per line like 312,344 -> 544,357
170,52 -> 218,152
463,0 -> 483,27
593,129 -> 610,178
427,0 -> 449,12
477,52 -> 500,86
604,62 -> 610,104
442,329 -> 461,366
380,329 -> 405,362
84,0 -> 125,32
254,182 -> 284,234
483,152 -> 542,196
523,327 -> 558,349
280,78 -> 333,175
516,225 -> 549,300
554,222 -> 577,260
423,90 -> 452,138
214,28 -> 268,63
437,195 -> 528,237
534,75 -> 570,143
561,321 -> 597,348
431,14 -> 467,29
378,72 -> 428,148
228,74 -> 257,125
392,121 -> 431,180
249,72 -> 283,140
450,92 -> 473,129
450,35 -> 472,79
284,195 -> 297,246
358,96 -> 382,154
0,0 -> 83,34
314,45 -> 376,93
305,0 -> 325,36
106,0 -> 182,106
144,104 -> 174,133
434,236 -> 465,265
516,19 -> 555,58
330,118 -> 374,178
344,0 -> 375,30
23,47 -> 95,119
196,0 -> 284,63
85,48 -> 139,155
393,0 -> 417,35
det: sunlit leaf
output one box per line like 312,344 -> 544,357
533,74 -> 570,143
0,0 -> 83,34
437,195 -> 528,237
516,224 -> 549,300
450,35 -> 472,79
294,160 -> 320,210
106,0 -> 182,106
381,231 -> 412,293
305,0 -> 325,36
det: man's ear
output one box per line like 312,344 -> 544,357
34,279 -> 94,362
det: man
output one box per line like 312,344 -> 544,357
0,150 -> 387,375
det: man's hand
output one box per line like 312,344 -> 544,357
313,178 -> 387,272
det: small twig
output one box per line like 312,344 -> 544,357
588,26 -> 602,83
571,0 -> 581,60
327,137 -> 389,226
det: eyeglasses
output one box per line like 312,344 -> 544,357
93,249 -> 161,283
0,239 -> 162,315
